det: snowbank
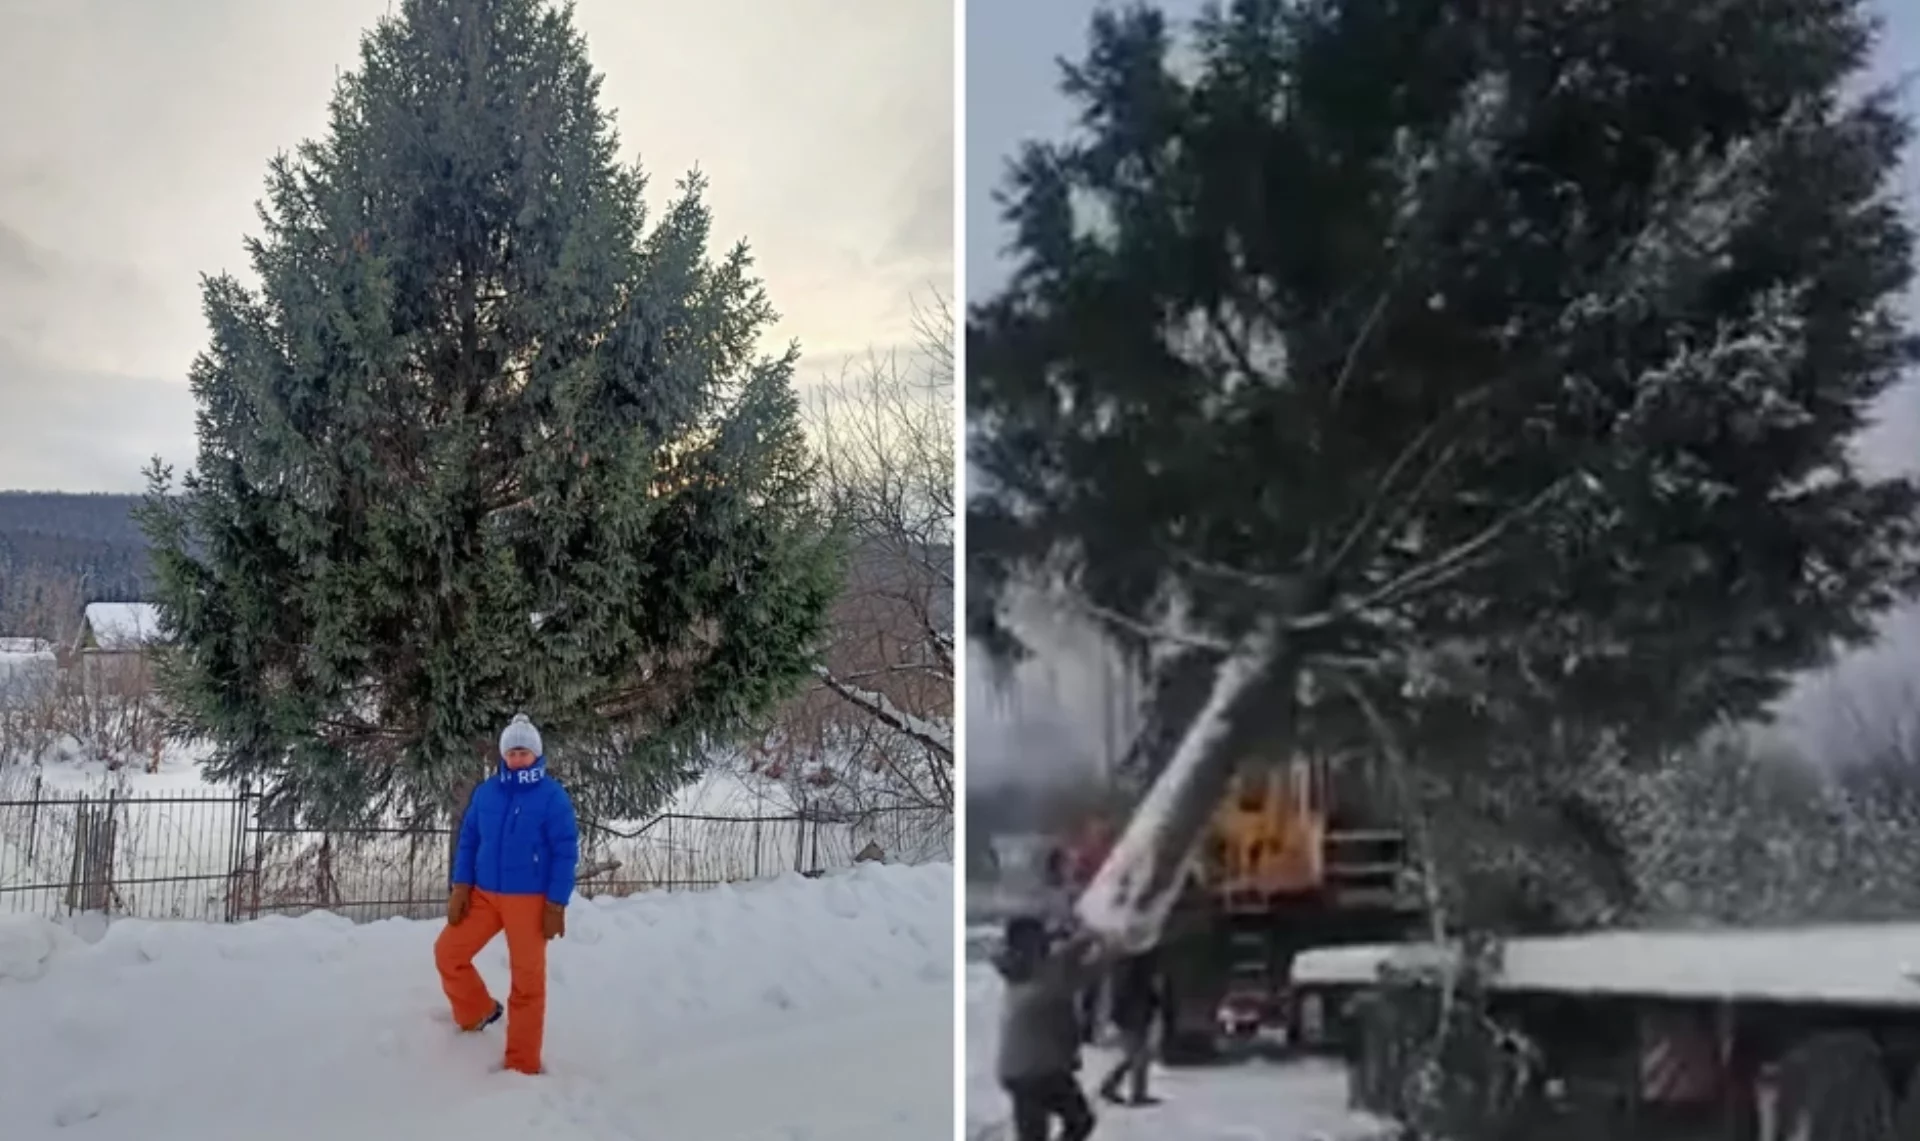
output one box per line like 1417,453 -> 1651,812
0,862 -> 954,1140
1294,921 -> 1920,1009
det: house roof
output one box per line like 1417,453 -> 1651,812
82,602 -> 161,651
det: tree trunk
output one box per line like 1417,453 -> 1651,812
1076,623 -> 1296,950
444,738 -> 490,886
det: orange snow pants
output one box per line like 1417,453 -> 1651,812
435,889 -> 549,1074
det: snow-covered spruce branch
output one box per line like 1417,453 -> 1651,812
1328,287 -> 1396,406
1072,598 -> 1234,653
1320,388 -> 1491,580
1312,472 -> 1578,631
1075,471 -> 1568,658
810,663 -> 952,763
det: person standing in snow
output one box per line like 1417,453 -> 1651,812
436,713 -> 580,1076
1096,947 -> 1162,1106
995,914 -> 1107,1141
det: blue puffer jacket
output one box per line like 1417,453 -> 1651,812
451,756 -> 580,906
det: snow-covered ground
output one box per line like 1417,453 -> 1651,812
963,928 -> 1386,1141
0,861 -> 953,1141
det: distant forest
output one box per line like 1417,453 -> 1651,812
0,492 -> 151,639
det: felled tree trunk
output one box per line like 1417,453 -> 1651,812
1076,624 -> 1295,950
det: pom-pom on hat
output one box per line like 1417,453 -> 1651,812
499,713 -> 543,758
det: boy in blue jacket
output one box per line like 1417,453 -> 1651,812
436,713 -> 580,1075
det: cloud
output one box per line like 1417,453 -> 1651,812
0,0 -> 953,491
883,131 -> 958,271
0,341 -> 195,493
0,221 -> 49,280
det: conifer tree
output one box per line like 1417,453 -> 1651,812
970,0 -> 1920,914
139,0 -> 839,827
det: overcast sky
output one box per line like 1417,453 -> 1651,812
0,0 -> 952,492
964,0 -> 1920,785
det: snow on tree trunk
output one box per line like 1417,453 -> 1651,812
1075,619 -> 1283,949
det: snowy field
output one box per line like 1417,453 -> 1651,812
963,927 -> 1387,1141
0,861 -> 954,1141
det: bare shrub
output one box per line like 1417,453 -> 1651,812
742,293 -> 954,843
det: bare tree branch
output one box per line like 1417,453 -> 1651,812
812,663 -> 952,761
745,288 -> 957,818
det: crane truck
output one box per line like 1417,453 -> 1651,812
1072,754 -> 1423,1062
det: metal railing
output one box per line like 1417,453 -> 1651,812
0,774 -> 951,924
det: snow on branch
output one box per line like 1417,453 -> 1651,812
812,662 -> 952,761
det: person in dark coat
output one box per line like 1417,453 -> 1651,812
995,915 -> 1105,1141
1097,947 -> 1163,1106
1040,845 -> 1104,1044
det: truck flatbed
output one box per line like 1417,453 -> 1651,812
1292,920 -> 1920,1011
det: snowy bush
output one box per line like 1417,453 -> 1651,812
1601,729 -> 1920,927
1354,934 -> 1542,1141
0,657 -> 168,775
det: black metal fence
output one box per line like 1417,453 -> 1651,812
0,775 -> 952,924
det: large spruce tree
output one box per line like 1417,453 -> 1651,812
139,0 -> 838,826
970,0 -> 1920,914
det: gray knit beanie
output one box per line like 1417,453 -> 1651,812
499,713 -> 543,758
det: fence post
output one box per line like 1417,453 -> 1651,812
809,812 -> 821,874
793,806 -> 806,874
248,799 -> 266,921
404,830 -> 420,918
316,833 -> 338,910
666,814 -> 676,892
225,786 -> 249,923
63,793 -> 87,913
24,772 -> 41,867
752,816 -> 762,880
63,792 -> 116,914
101,786 -> 119,913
